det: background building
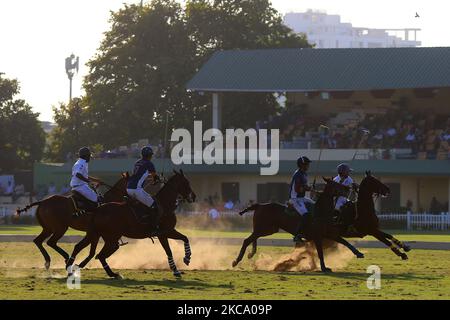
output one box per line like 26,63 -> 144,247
284,10 -> 421,48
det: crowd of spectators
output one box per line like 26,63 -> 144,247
257,105 -> 450,159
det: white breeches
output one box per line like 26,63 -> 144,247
72,184 -> 98,202
127,188 -> 155,207
290,197 -> 315,216
335,196 -> 348,210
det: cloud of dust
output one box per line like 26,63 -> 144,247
107,239 -> 237,271
105,238 -> 354,272
253,240 -> 355,272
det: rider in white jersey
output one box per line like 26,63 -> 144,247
333,163 -> 353,211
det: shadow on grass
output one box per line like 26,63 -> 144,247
54,274 -> 233,290
274,270 -> 442,281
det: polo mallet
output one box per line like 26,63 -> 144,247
351,128 -> 371,161
161,110 -> 170,180
313,124 -> 330,188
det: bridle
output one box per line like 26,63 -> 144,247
158,176 -> 194,203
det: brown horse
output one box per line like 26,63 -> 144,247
339,171 -> 411,259
66,169 -> 196,279
233,177 -> 365,272
15,173 -> 129,269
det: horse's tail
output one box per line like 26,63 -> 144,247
239,204 -> 260,216
16,201 -> 43,216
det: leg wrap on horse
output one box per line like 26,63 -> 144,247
184,242 -> 192,258
168,256 -> 177,272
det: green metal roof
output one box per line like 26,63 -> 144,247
186,47 -> 450,92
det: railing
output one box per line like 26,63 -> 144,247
378,212 -> 450,230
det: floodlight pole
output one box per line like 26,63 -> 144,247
65,54 -> 79,104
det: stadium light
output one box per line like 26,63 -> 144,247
65,54 -> 79,103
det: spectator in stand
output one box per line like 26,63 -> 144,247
208,208 -> 219,220
4,181 -> 14,196
441,128 -> 450,142
224,199 -> 234,210
405,128 -> 417,151
47,182 -> 57,196
14,184 -> 25,196
60,184 -> 70,195
372,129 -> 384,148
429,196 -> 441,214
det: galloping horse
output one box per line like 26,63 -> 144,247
339,171 -> 411,259
15,173 -> 129,269
66,169 -> 196,279
233,177 -> 365,272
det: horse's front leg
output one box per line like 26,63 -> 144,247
158,236 -> 182,278
371,230 -> 408,260
379,230 -> 411,252
331,236 -> 364,258
166,229 -> 191,266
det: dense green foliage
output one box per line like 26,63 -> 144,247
0,75 -> 45,171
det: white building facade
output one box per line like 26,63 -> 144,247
284,10 -> 421,48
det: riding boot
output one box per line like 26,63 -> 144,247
293,215 -> 306,243
148,202 -> 161,238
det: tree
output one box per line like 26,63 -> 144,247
83,1 -> 202,149
0,75 -> 46,171
77,0 -> 311,149
46,97 -> 90,162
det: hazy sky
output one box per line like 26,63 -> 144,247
0,0 -> 447,121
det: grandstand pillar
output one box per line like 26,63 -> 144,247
448,178 -> 450,214
212,92 -> 222,130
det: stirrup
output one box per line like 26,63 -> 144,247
118,238 -> 128,246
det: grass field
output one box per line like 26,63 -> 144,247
0,241 -> 449,300
1,225 -> 450,242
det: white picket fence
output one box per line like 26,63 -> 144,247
378,212 -> 450,230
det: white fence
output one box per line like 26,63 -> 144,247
378,212 -> 450,230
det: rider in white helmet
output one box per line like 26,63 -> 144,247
333,163 -> 353,211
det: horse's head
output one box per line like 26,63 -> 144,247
169,169 -> 196,203
361,171 -> 390,197
322,177 -> 350,198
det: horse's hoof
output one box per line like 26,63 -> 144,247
247,253 -> 255,259
44,261 -> 50,270
321,267 -> 333,273
356,253 -> 365,259
232,260 -> 238,268
401,254 -> 408,260
183,257 -> 191,266
111,273 -> 123,280
173,271 -> 182,278
403,245 -> 411,252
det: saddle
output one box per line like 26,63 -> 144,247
284,201 -> 315,218
70,191 -> 98,216
284,203 -> 298,217
124,196 -> 160,225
